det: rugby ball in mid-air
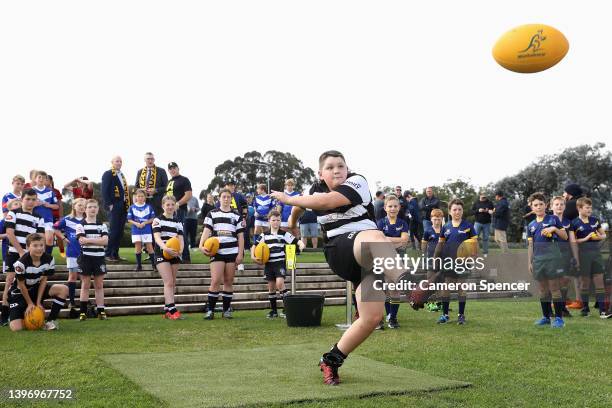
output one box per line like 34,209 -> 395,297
163,237 -> 181,260
202,237 -> 220,256
492,24 -> 569,73
24,306 -> 45,330
253,242 -> 270,264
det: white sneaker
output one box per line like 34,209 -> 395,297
600,311 -> 612,319
44,320 -> 59,331
237,264 -> 244,271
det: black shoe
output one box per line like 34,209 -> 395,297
580,308 -> 590,317
204,311 -> 214,320
375,320 -> 385,330
105,256 -> 118,263
134,265 -> 143,271
388,318 -> 400,329
0,319 -> 8,327
562,308 -> 572,318
69,307 -> 80,319
266,310 -> 278,319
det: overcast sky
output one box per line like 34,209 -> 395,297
1,1 -> 610,196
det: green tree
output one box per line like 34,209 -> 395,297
494,143 -> 612,242
206,151 -> 316,194
432,179 -> 479,221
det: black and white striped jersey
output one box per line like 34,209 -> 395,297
76,221 -> 108,257
152,214 -> 183,246
254,230 -> 300,264
3,209 -> 45,253
308,173 -> 377,241
204,209 -> 244,256
11,252 -> 55,291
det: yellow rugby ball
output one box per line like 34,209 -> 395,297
457,237 -> 478,258
202,237 -> 220,256
492,24 -> 569,73
163,237 -> 181,260
254,242 -> 270,264
24,306 -> 45,330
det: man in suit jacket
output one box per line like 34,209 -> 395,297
101,156 -> 130,262
134,152 -> 168,216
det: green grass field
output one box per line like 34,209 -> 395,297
1,302 -> 610,407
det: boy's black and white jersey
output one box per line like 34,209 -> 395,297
76,221 -> 108,257
11,252 -> 55,291
4,209 -> 45,253
308,173 -> 377,241
152,214 -> 184,245
204,209 -> 244,256
254,231 -> 300,264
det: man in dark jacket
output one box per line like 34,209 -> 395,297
472,193 -> 494,255
101,156 -> 130,262
404,190 -> 421,249
134,152 -> 168,216
419,187 -> 440,230
562,183 -> 584,221
492,190 -> 510,253
373,191 -> 386,221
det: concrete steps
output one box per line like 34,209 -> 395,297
0,262 -> 530,317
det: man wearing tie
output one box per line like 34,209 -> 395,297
134,152 -> 168,216
101,156 -> 130,262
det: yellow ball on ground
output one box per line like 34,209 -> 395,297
24,306 -> 45,330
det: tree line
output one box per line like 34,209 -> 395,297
63,144 -> 611,243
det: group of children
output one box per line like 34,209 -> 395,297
0,178 -> 111,330
527,193 -> 610,328
1,170 -> 610,342
374,194 -> 478,327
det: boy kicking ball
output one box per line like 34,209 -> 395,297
252,210 -> 304,319
8,233 -> 68,331
527,193 -> 568,328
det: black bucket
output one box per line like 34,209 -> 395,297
284,294 -> 325,327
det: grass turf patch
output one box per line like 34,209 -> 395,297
1,302 -> 611,407
102,344 -> 469,408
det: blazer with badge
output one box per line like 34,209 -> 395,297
101,169 -> 130,209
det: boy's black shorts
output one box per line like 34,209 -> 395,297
578,250 -> 604,277
210,253 -> 237,263
324,231 -> 363,287
78,255 -> 107,276
264,262 -> 286,281
154,247 -> 182,265
4,252 -> 20,273
8,283 -> 50,321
